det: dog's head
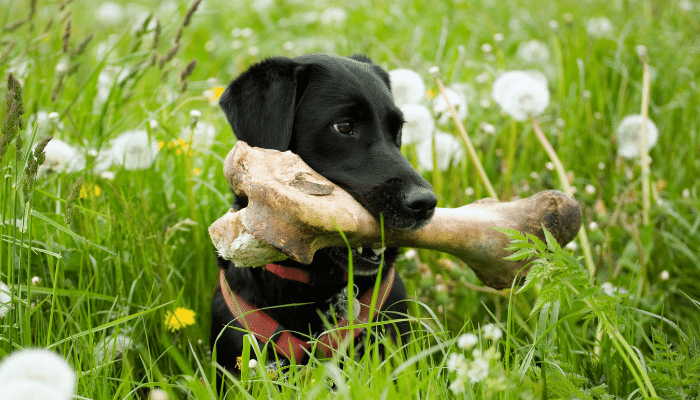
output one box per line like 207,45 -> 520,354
220,54 -> 437,274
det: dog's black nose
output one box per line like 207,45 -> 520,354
403,188 -> 437,217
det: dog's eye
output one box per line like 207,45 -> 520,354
332,122 -> 355,135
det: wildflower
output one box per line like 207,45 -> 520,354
446,352 -> 467,371
492,71 -> 549,121
0,348 -> 76,400
388,68 -> 426,106
616,114 -> 659,159
109,130 -> 159,170
433,84 -> 469,125
399,104 -> 434,144
203,87 -> 225,106
164,307 -> 196,331
586,16 -> 614,38
320,7 -> 348,25
601,282 -> 628,296
416,131 -> 464,171
248,359 -> 258,369
516,39 -> 550,64
27,111 -> 64,134
481,323 -> 502,341
466,357 -> 490,383
404,249 -> 417,260
0,281 -> 10,318
96,2 -> 125,24
149,388 -> 170,400
182,121 -> 216,150
457,333 -> 478,350
94,333 -> 134,364
659,270 -> 670,281
479,122 -> 496,135
36,138 -> 85,174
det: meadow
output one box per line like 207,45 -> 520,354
1,0 -> 699,398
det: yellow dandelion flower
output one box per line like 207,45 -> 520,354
164,307 -> 196,331
79,183 -> 102,198
204,87 -> 225,105
426,88 -> 437,99
158,141 -> 165,150
192,168 -> 201,175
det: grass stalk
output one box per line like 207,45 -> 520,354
434,75 -> 498,199
530,116 -> 596,277
638,50 -> 652,227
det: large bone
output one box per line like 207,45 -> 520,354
209,141 -> 582,289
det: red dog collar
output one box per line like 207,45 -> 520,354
219,266 -> 396,364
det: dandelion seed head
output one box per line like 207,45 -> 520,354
682,188 -> 690,198
94,333 -> 134,364
1,381 -> 67,400
481,43 -> 493,53
388,68 -> 426,106
587,16 -> 614,38
433,84 -> 469,125
416,131 -> 464,171
481,323 -> 502,341
31,276 -> 41,286
0,348 -> 76,399
465,187 -> 474,196
616,114 -> 659,159
516,39 -> 550,64
37,139 -> 86,174
566,241 -> 579,251
659,270 -> 670,281
466,357 -> 490,383
457,333 -> 478,350
148,388 -> 170,400
479,122 -> 496,135
399,104 -> 434,144
588,221 -> 598,231
109,130 -> 159,170
0,281 -> 10,318
493,33 -> 504,42
320,7 -> 348,25
248,359 -> 258,369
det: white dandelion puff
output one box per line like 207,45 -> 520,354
416,131 -> 464,171
0,348 -> 76,400
37,139 -> 86,174
433,84 -> 469,125
587,16 -> 614,38
389,68 -> 426,106
109,130 -> 159,170
616,114 -> 659,159
481,323 -> 502,341
493,71 -> 549,121
96,2 -> 125,24
320,7 -> 348,25
94,333 -> 134,364
182,121 -> 217,150
399,104 -> 434,144
516,39 -> 550,64
457,333 -> 478,350
0,281 -> 10,318
659,270 -> 670,281
148,388 -> 170,400
1,381 -> 66,400
466,357 -> 490,383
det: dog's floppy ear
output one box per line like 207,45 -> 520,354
350,54 -> 392,91
219,57 -> 308,151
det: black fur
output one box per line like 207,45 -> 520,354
211,54 -> 437,375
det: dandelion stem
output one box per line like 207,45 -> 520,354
530,116 -> 596,277
639,57 -> 651,226
435,77 -> 498,199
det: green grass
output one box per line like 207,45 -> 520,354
1,0 -> 699,398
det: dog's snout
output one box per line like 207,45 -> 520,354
402,188 -> 437,217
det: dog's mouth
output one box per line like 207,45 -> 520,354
321,245 -> 392,276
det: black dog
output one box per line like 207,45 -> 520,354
210,54 -> 437,375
